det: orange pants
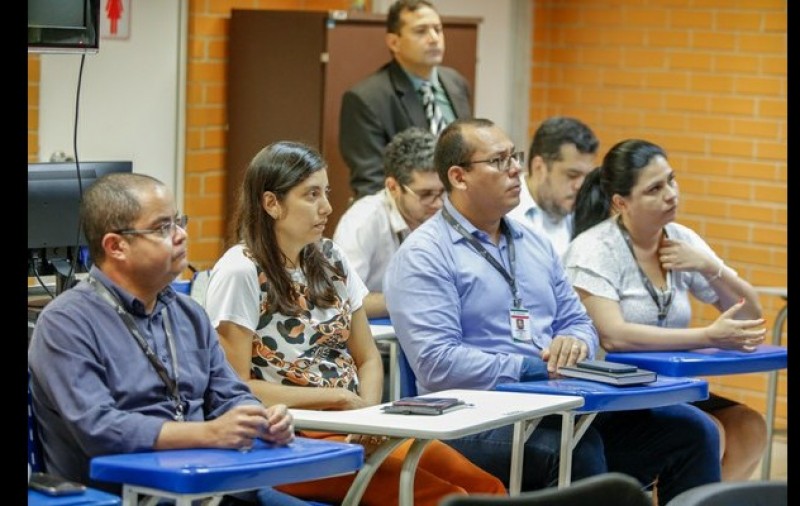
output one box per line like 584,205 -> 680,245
275,431 -> 507,506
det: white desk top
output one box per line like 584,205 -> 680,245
370,324 -> 396,340
292,389 -> 583,440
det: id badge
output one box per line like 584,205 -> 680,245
510,308 -> 531,342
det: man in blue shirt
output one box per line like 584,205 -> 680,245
28,172 -> 303,505
384,118 -> 721,504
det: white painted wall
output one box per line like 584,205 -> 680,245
37,0 -> 186,197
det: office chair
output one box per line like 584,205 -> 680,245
665,480 -> 787,506
439,472 -> 652,506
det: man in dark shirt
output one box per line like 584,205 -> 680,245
28,172 -> 302,505
339,0 -> 472,200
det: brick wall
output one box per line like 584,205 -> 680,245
28,0 -> 786,428
528,0 -> 787,428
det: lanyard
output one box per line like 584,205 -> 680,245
442,206 -> 521,307
88,276 -> 186,421
616,219 -> 674,325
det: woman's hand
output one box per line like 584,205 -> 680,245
658,238 -> 718,275
704,299 -> 767,351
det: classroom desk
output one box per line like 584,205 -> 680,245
606,344 -> 788,480
496,376 -> 709,488
89,437 -> 364,506
369,319 -> 400,401
291,388 -> 584,505
28,488 -> 121,506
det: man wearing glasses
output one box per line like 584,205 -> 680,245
334,127 -> 442,320
384,118 -> 721,502
28,172 -> 303,505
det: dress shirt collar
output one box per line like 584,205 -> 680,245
88,265 -> 175,316
383,188 -> 411,237
404,67 -> 442,92
441,196 -> 524,245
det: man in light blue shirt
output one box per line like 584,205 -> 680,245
507,116 -> 598,258
384,118 -> 721,502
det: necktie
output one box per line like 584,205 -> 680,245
419,81 -> 445,135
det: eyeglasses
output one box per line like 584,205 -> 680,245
402,185 -> 445,206
461,151 -> 525,173
115,214 -> 188,239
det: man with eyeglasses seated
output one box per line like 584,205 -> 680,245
384,118 -> 721,503
28,172 -> 305,506
333,126 -> 443,320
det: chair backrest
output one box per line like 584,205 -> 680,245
397,347 -> 418,398
665,480 -> 787,506
28,369 -> 45,473
439,472 -> 652,506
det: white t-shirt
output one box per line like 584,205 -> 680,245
204,240 -> 369,392
332,189 -> 409,292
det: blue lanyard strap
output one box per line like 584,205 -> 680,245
442,207 -> 521,308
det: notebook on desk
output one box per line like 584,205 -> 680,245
558,361 -> 657,386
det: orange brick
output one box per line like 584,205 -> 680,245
752,226 -> 787,247
761,55 -> 787,75
756,141 -> 787,161
604,70 -> 646,87
208,39 -> 228,60
624,49 -> 666,68
735,76 -> 785,96
186,106 -> 226,127
706,179 -> 752,199
643,112 -> 687,131
686,116 -> 730,135
190,15 -> 229,38
709,138 -> 755,158
753,184 -> 787,203
763,11 -> 788,32
716,11 -> 763,30
644,72 -> 688,90
729,160 -> 780,180
710,96 -> 756,115
758,98 -> 787,118
681,198 -> 728,218
684,156 -> 728,175
605,29 -> 646,46
206,83 -> 226,105
189,61 -> 227,83
579,89 -> 617,107
714,53 -> 759,73
692,31 -> 736,50
672,10 -> 713,29
582,47 -> 623,66
186,151 -> 225,173
728,243 -> 778,265
731,119 -> 780,139
728,204 -> 777,224
689,74 -> 732,93
739,33 -> 786,53
668,51 -> 712,71
623,7 -> 665,27
664,93 -> 707,112
549,48 -> 581,65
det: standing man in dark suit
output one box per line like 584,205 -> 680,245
340,0 -> 472,201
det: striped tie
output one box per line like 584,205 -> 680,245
420,81 -> 445,135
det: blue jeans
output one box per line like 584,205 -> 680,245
445,404 -> 720,505
153,488 -> 311,506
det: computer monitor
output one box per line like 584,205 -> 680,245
28,161 -> 133,294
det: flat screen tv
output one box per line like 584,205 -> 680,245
28,0 -> 101,54
28,161 -> 132,293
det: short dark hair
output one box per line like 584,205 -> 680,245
383,127 -> 437,186
80,172 -> 164,264
528,116 -> 599,166
387,0 -> 436,34
434,118 -> 495,192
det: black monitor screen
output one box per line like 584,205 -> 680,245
28,161 -> 133,249
28,0 -> 101,54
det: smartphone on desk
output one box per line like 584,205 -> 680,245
29,472 -> 87,496
575,359 -> 637,374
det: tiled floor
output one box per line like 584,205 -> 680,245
752,431 -> 787,481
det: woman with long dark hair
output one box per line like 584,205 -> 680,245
565,139 -> 768,481
204,141 -> 506,505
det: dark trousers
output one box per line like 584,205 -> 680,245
444,403 -> 721,505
